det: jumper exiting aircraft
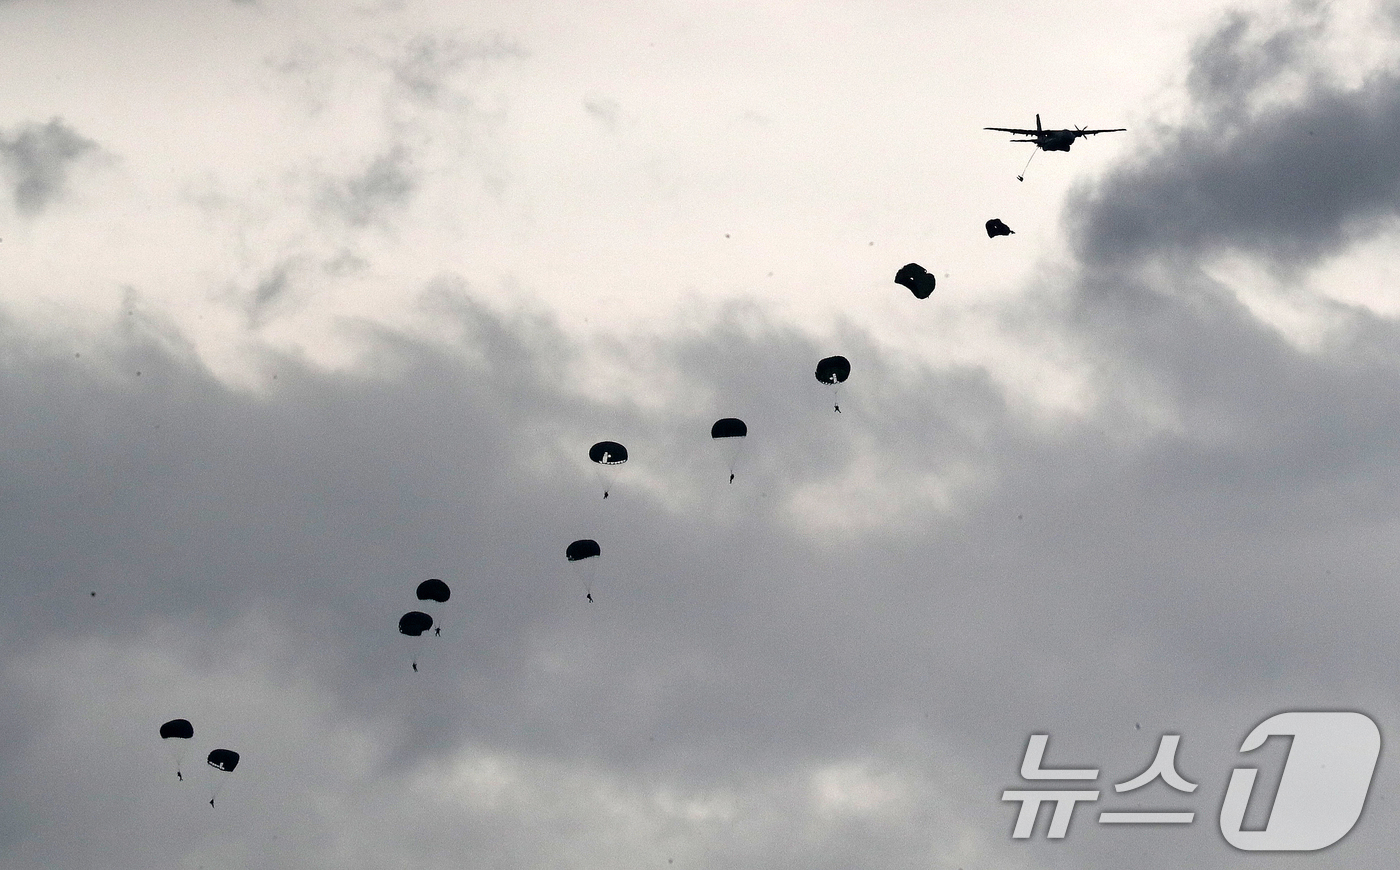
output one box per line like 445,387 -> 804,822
985,114 -> 1125,179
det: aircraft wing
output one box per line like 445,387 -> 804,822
984,127 -> 1038,135
1075,128 -> 1126,136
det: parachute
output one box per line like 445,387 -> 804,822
894,263 -> 936,299
588,441 -> 628,465
710,418 -> 747,439
588,441 -> 628,498
566,539 -> 601,562
416,579 -> 450,603
399,610 -> 434,672
814,356 -> 850,413
985,218 -> 1014,238
207,749 -> 240,772
566,539 -> 602,599
206,748 -> 239,807
710,418 -> 748,482
398,611 -> 433,636
159,718 -> 193,781
814,356 -> 850,385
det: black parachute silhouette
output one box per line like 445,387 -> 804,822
399,610 -> 434,671
207,749 -> 240,772
588,441 -> 627,465
159,718 -> 194,781
814,356 -> 850,385
398,611 -> 433,636
894,263 -> 936,299
588,441 -> 628,498
416,579 -> 450,603
711,418 -> 747,482
710,418 -> 747,439
206,748 -> 240,807
814,356 -> 850,413
566,539 -> 602,600
566,539 -> 601,562
985,218 -> 1014,237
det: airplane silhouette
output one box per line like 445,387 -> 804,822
985,114 -> 1125,152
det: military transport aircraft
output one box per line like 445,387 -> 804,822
984,114 -> 1125,152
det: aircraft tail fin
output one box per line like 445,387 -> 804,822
1036,113 -> 1042,132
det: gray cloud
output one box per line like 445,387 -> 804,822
583,95 -> 621,129
392,32 -> 525,103
0,117 -> 97,216
5,258 -> 1400,867
317,147 -> 416,227
1069,8 -> 1400,267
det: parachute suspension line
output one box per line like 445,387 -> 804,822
1017,148 -> 1037,181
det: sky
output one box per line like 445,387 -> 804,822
3,0 -> 1400,867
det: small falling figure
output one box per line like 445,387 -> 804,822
177,771 -> 183,781
434,627 -> 440,637
587,592 -> 593,603
412,661 -> 418,672
729,473 -> 735,484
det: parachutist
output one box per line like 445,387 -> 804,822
586,592 -> 593,602
603,491 -> 609,499
177,771 -> 182,782
434,627 -> 440,637
412,661 -> 418,672
729,473 -> 735,484
834,404 -> 841,413
209,798 -> 215,808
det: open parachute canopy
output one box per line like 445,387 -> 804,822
985,218 -> 1014,238
588,441 -> 628,465
398,611 -> 434,636
159,718 -> 193,740
416,578 -> 450,603
566,539 -> 601,562
710,418 -> 747,439
895,263 -> 936,299
207,749 -> 240,772
814,356 -> 850,385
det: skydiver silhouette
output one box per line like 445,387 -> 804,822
586,592 -> 593,602
603,491 -> 609,499
209,798 -> 215,808
729,473 -> 735,484
834,403 -> 841,413
434,627 -> 440,637
412,661 -> 418,672
177,770 -> 182,782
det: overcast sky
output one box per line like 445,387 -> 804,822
4,0 -> 1400,868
